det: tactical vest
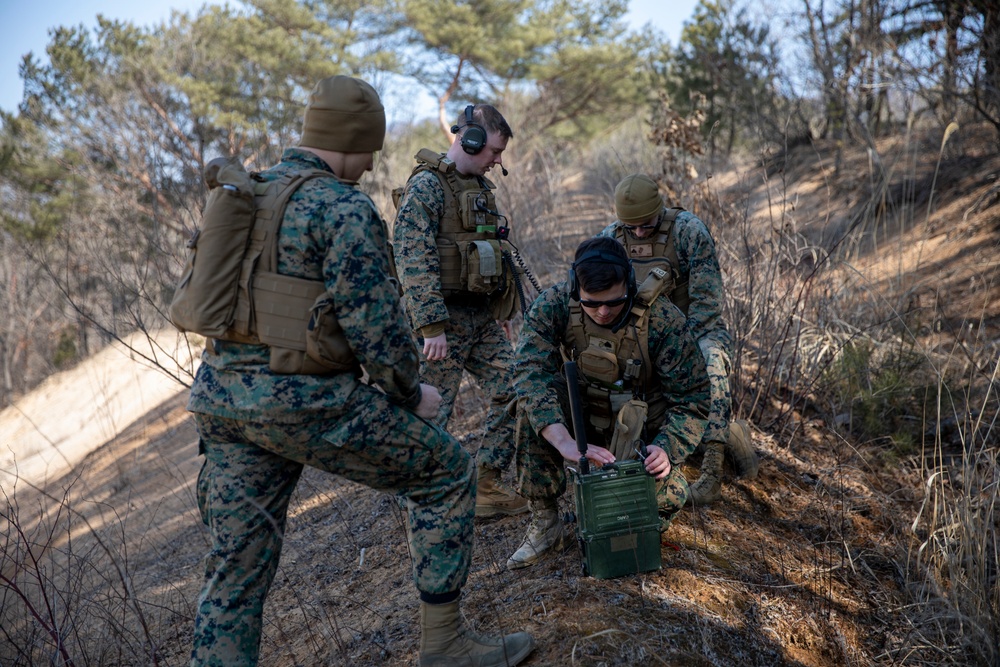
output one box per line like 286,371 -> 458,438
400,149 -> 509,297
171,163 -> 359,375
612,207 -> 691,314
247,172 -> 364,375
560,269 -> 673,438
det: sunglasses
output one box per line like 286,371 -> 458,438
579,295 -> 629,309
632,221 -> 660,231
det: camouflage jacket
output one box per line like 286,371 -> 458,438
599,210 -> 733,356
393,167 -> 491,331
515,283 -> 711,463
187,148 -> 421,423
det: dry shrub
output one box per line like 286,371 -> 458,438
717,118 -> 1000,665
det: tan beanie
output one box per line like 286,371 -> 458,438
614,174 -> 664,224
300,75 -> 386,153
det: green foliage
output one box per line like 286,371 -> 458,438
161,0 -> 399,162
399,0 -> 647,143
0,112 -> 90,243
52,327 -> 79,369
400,0 -> 537,92
658,0 -> 786,154
821,340 -> 929,450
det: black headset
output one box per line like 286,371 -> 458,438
568,249 -> 636,302
450,105 -> 487,155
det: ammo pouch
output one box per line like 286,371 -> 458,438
636,267 -> 672,305
608,399 -> 648,461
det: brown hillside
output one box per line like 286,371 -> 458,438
2,122 -> 998,666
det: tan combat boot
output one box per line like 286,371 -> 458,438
419,600 -> 535,667
506,502 -> 568,569
727,419 -> 759,479
688,440 -> 724,506
476,466 -> 528,518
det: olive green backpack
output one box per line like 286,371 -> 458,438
168,158 -> 330,346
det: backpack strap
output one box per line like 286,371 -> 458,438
659,207 -> 684,285
257,169 -> 332,273
231,168 -> 332,341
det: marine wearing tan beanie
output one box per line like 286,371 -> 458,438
300,75 -> 386,153
614,174 -> 664,224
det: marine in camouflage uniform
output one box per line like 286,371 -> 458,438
507,237 -> 711,570
393,104 -> 527,518
598,174 -> 759,506
186,77 -> 533,667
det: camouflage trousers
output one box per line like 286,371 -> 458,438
190,384 -> 475,667
419,301 -> 517,472
513,392 -> 689,523
698,337 -> 733,447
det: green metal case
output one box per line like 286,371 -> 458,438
571,459 -> 661,579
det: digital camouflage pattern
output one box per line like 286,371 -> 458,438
513,283 -> 710,523
393,165 -> 516,473
415,301 -> 517,472
600,210 -> 732,446
189,149 -> 421,421
187,148 -> 475,666
599,211 -> 732,354
393,170 -> 457,330
699,337 -> 733,446
191,398 -> 474,666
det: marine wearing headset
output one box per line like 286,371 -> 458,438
507,236 -> 711,569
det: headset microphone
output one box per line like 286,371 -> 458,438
501,166 -> 509,176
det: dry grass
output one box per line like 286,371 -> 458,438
2,117 -> 999,666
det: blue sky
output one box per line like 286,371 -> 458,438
0,0 -> 698,117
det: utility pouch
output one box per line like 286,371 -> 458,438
464,239 -> 505,293
488,278 -> 518,321
305,294 -> 359,373
457,190 -> 498,232
577,337 -> 619,385
608,399 -> 649,460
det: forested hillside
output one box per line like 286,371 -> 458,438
2,0 -> 999,665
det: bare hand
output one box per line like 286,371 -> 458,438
414,383 -> 443,419
541,423 -> 616,468
642,444 -> 672,479
423,332 -> 448,361
498,320 -> 514,341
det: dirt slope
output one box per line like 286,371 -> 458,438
1,367 -> 913,666
2,122 -> 998,666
